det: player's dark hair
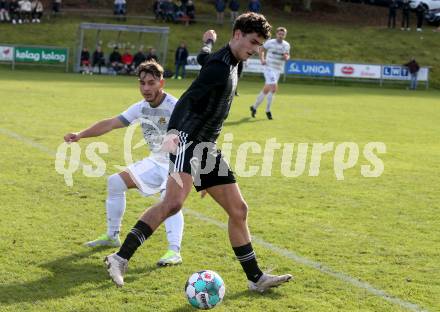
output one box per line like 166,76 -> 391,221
136,60 -> 164,80
232,12 -> 272,40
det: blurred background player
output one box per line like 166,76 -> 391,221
63,61 -> 184,266
250,26 -> 290,120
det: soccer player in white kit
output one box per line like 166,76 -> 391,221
63,61 -> 184,266
250,27 -> 290,120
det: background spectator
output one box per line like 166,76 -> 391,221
215,0 -> 225,25
109,46 -> 123,74
114,0 -> 126,20
415,4 -> 425,32
132,47 -> 147,69
174,41 -> 188,79
80,47 -> 92,74
52,0 -> 61,13
9,0 -> 20,24
185,0 -> 195,23
404,58 -> 420,90
162,0 -> 175,22
153,0 -> 163,20
229,0 -> 240,23
0,0 -> 11,22
146,47 -> 159,62
401,0 -> 410,31
387,0 -> 398,29
248,0 -> 261,13
121,47 -> 134,74
31,0 -> 43,23
175,0 -> 187,23
92,46 -> 105,74
19,0 -> 32,23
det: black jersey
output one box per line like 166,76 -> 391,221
167,42 -> 239,143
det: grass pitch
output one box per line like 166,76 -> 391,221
0,69 -> 439,311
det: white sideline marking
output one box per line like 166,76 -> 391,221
184,209 -> 426,312
0,128 -> 427,312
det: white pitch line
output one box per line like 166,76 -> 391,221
184,209 -> 427,312
0,127 -> 428,312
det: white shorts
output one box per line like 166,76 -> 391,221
126,157 -> 168,197
263,67 -> 281,85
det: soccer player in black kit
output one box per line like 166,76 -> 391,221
105,12 -> 293,292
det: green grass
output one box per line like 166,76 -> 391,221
0,11 -> 439,88
0,69 -> 439,311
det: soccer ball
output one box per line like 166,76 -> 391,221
185,270 -> 225,309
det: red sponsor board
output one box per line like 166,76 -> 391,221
341,66 -> 354,75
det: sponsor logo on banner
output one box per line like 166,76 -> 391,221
382,65 -> 429,82
185,55 -> 201,71
341,66 -> 354,75
285,60 -> 334,77
0,46 -> 14,61
185,55 -> 266,74
15,46 -> 68,64
242,58 -> 265,73
335,63 -> 381,79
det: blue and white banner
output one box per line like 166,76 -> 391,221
242,58 -> 265,73
285,60 -> 334,77
185,55 -> 201,71
382,65 -> 429,81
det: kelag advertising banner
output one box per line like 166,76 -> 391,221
15,46 -> 68,64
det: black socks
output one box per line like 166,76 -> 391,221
233,242 -> 263,283
117,220 -> 153,261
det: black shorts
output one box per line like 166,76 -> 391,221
169,132 -> 236,192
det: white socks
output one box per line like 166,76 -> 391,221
105,174 -> 184,252
266,92 -> 274,112
253,91 -> 274,112
164,211 -> 184,252
253,91 -> 266,110
106,174 -> 127,239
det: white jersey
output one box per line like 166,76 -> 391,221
118,93 -> 177,165
263,39 -> 290,73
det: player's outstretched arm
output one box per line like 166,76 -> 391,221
63,117 -> 125,143
197,29 -> 217,67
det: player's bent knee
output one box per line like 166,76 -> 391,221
107,173 -> 127,193
229,201 -> 248,222
165,200 -> 183,217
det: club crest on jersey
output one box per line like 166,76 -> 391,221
159,117 -> 166,125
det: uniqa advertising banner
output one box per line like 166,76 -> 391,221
15,46 -> 68,64
285,60 -> 334,77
